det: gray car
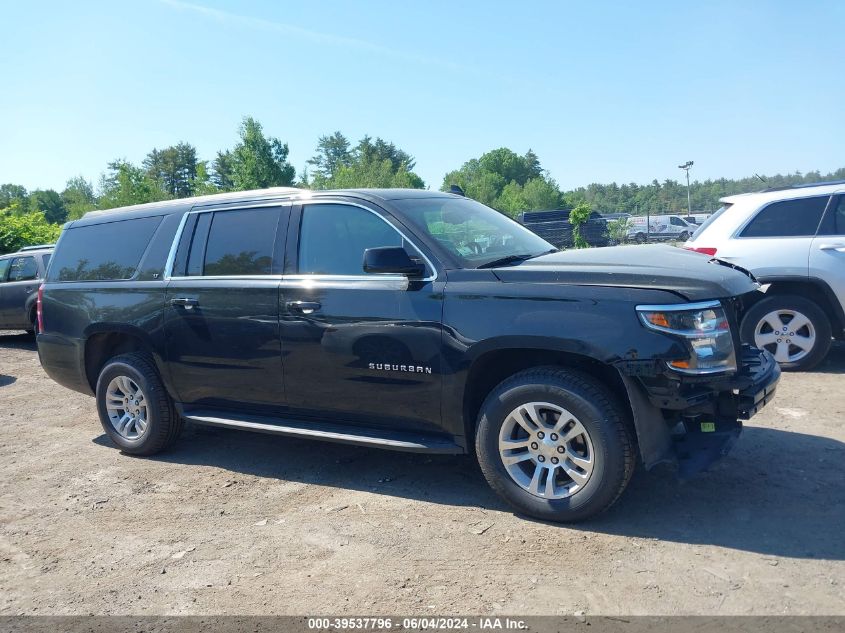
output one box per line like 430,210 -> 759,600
0,245 -> 53,334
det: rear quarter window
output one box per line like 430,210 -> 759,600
48,216 -> 162,281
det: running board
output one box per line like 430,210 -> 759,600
181,409 -> 464,454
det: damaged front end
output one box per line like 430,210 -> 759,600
616,295 -> 781,476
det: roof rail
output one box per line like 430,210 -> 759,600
762,179 -> 845,193
18,244 -> 55,251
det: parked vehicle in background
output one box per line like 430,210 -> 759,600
0,245 -> 53,334
36,187 -> 778,522
685,180 -> 845,370
683,213 -> 713,226
517,209 -> 609,248
626,214 -> 695,243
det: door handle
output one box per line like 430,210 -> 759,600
287,300 -> 321,315
818,243 -> 845,252
170,297 -> 199,309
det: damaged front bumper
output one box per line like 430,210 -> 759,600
618,345 -> 780,476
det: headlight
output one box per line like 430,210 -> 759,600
636,300 -> 736,374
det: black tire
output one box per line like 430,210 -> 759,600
634,232 -> 646,244
95,352 -> 182,455
475,367 -> 635,523
678,231 -> 689,242
27,308 -> 38,336
741,294 -> 832,371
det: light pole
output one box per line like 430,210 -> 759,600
678,160 -> 694,216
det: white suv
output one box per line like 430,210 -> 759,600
684,181 -> 845,370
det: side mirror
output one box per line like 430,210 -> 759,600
363,247 -> 426,277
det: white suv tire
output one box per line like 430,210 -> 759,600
740,294 -> 832,371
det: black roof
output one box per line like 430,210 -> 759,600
762,179 -> 845,193
71,187 -> 458,228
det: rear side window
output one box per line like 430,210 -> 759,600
7,256 -> 38,282
42,253 -> 51,270
0,258 -> 10,281
48,216 -> 162,281
740,196 -> 829,238
201,208 -> 279,276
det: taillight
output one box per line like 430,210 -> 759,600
37,284 -> 45,333
684,246 -> 717,256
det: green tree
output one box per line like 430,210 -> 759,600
61,176 -> 96,220
442,148 -> 560,215
98,160 -> 169,210
568,201 -> 592,249
310,133 -> 425,190
143,142 -> 199,198
307,131 -> 352,182
0,184 -> 29,213
191,161 -> 220,196
229,116 -> 295,190
28,189 -> 67,224
0,211 -> 62,254
211,150 -> 235,191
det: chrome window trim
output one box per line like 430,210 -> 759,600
164,200 -> 438,283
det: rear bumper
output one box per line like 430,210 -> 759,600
620,346 -> 780,475
36,332 -> 92,395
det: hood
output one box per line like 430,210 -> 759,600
492,244 -> 759,301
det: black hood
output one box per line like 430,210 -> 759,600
491,244 -> 759,301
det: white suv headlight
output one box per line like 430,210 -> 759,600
636,300 -> 737,374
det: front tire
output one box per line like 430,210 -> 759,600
741,294 -> 831,371
475,368 -> 635,523
95,352 -> 182,455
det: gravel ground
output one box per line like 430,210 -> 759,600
1,331 -> 843,615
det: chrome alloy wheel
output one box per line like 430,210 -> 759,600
498,402 -> 595,499
105,376 -> 149,440
754,309 -> 816,364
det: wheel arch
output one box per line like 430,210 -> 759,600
461,345 -> 632,444
82,324 -> 164,393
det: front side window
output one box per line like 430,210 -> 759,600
7,256 -> 38,282
818,196 -> 845,236
202,208 -> 279,276
298,204 -> 404,275
392,197 -> 553,267
740,196 -> 830,238
670,217 -> 685,226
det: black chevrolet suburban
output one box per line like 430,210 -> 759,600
37,187 -> 779,522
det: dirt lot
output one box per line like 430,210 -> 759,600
1,331 -> 843,616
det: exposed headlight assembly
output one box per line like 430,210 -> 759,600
636,300 -> 736,374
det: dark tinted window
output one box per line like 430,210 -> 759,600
42,253 -> 51,270
741,196 -> 829,238
186,213 -> 212,276
298,204 -> 403,275
0,258 -> 10,282
8,256 -> 38,282
818,196 -> 845,236
48,216 -> 162,281
202,208 -> 279,276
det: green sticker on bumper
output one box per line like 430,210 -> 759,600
700,422 -> 716,432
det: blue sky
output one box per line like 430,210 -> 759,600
1,0 -> 843,193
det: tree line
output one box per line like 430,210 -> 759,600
2,113 -> 842,253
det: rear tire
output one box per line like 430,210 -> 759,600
634,232 -> 646,244
475,367 -> 635,523
95,352 -> 182,455
741,294 -> 831,371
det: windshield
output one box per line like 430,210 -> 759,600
392,196 -> 555,268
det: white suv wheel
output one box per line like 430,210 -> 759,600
754,309 -> 816,364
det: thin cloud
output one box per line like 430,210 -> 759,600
158,0 -> 475,74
